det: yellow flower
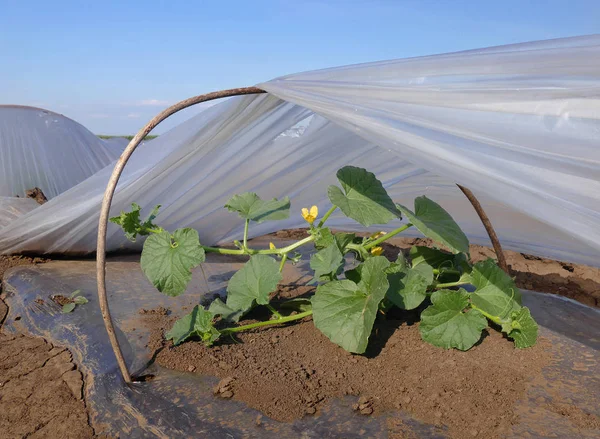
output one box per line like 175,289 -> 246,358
301,205 -> 318,224
370,231 -> 387,239
370,246 -> 384,256
269,242 -> 276,250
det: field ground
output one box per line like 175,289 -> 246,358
0,237 -> 598,438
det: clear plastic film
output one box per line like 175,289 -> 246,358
0,106 -> 120,199
0,36 -> 598,267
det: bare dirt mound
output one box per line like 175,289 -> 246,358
0,332 -> 94,438
146,307 -> 553,439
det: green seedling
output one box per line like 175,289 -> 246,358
61,290 -> 89,314
111,166 -> 538,353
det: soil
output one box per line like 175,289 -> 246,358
1,230 -> 600,438
0,255 -> 98,438
51,294 -> 73,306
0,332 -> 94,438
25,187 -> 48,205
0,255 -> 46,280
147,306 -> 553,438
143,232 -> 600,438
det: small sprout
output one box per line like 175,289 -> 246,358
301,206 -> 318,225
370,246 -> 384,256
61,290 -> 88,314
62,303 -> 76,314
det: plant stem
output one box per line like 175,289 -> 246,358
202,246 -> 246,255
364,223 -> 413,249
243,219 -> 249,250
434,280 -> 471,289
317,205 -> 337,228
266,304 -> 283,319
279,253 -> 288,272
256,235 -> 315,255
432,268 -> 460,276
470,303 -> 501,324
220,310 -> 313,334
202,235 -> 316,256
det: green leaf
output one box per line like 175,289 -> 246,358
328,166 -> 399,227
62,303 -> 76,314
310,244 -> 345,282
470,259 -> 521,319
420,289 -> 487,351
72,296 -> 88,305
397,197 -> 469,254
410,246 -> 455,270
140,228 -> 206,297
208,298 -> 244,323
166,305 -> 220,346
109,202 -> 142,241
311,227 -> 335,250
334,232 -> 357,253
506,307 -> 538,348
69,289 -> 82,299
385,253 -> 407,274
226,255 -> 281,314
224,192 -> 290,223
387,264 -> 434,310
109,203 -> 162,241
311,256 -> 390,353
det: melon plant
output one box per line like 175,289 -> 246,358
111,166 -> 538,353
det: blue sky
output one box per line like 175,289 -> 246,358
1,0 -> 599,134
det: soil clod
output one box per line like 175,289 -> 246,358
25,187 -> 48,204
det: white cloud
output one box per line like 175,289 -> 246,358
126,113 -> 141,118
135,99 -> 170,107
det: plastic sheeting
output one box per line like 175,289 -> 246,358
100,136 -> 129,156
0,35 -> 599,266
0,197 -> 38,229
0,106 -> 120,198
2,251 -> 600,438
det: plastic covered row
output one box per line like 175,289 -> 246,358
0,35 -> 598,267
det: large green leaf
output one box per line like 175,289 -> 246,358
328,166 -> 398,227
140,228 -> 206,296
397,197 -> 469,254
310,244 -> 345,282
226,255 -> 282,313
166,305 -> 220,346
410,246 -> 455,270
420,289 -> 487,351
224,192 -> 290,223
470,259 -> 522,319
506,307 -> 538,349
386,264 -> 434,310
311,256 -> 390,353
208,298 -> 244,323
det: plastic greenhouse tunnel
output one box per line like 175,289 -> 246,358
1,35 -> 600,439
